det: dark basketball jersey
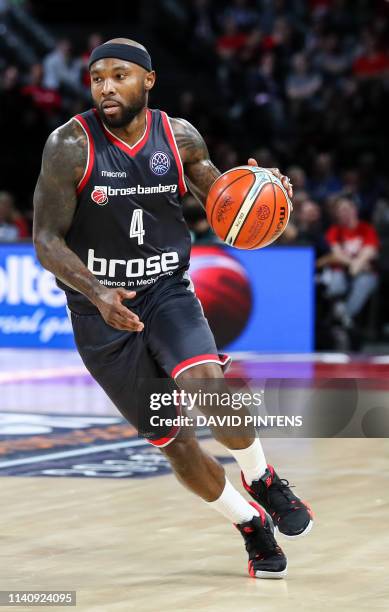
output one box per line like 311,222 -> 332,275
58,107 -> 191,312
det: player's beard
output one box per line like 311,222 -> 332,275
96,90 -> 147,129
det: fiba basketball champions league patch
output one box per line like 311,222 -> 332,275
0,413 -> 233,478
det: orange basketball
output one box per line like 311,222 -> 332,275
206,166 -> 292,249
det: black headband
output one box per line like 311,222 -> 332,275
89,43 -> 152,72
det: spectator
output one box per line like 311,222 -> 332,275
342,169 -> 360,198
373,198 -> 389,239
21,64 -> 62,120
222,0 -> 259,31
190,0 -> 216,46
43,39 -> 82,92
264,16 -> 299,59
259,0 -> 304,33
324,196 -> 379,329
286,165 -> 307,191
251,147 -> 278,169
216,16 -> 248,60
239,28 -> 263,65
0,192 -> 29,241
0,66 -> 25,133
318,76 -> 364,148
308,0 -> 331,19
81,33 -> 103,88
0,65 -> 19,91
327,0 -> 355,35
314,32 -> 351,79
286,53 -> 322,103
295,199 -> 328,252
292,189 -> 311,211
245,52 -> 286,138
356,153 -> 388,222
308,153 -> 343,203
175,90 -> 198,125
353,31 -> 389,79
281,198 -> 330,261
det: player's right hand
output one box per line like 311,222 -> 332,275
94,287 -> 144,332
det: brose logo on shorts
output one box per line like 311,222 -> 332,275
87,248 -> 180,280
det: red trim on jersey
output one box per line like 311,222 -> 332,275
74,114 -> 95,194
171,353 -> 231,379
93,107 -> 152,157
161,111 -> 187,197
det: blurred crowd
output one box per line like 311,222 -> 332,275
0,24 -> 104,222
0,0 -> 389,348
179,0 -> 389,349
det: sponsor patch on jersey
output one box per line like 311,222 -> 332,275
91,185 -> 108,205
149,151 -> 171,176
91,184 -> 178,200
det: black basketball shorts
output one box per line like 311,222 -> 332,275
70,272 -> 231,447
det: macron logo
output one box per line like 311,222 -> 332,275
101,170 -> 127,177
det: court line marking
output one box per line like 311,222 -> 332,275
0,438 -> 147,469
0,430 -> 211,469
0,367 -> 89,383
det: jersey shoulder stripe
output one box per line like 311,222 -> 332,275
160,111 -> 187,197
73,114 -> 95,194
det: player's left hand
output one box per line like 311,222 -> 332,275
248,158 -> 293,201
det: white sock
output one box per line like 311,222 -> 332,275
228,438 -> 267,485
205,478 -> 259,524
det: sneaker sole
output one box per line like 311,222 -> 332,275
276,519 -> 313,540
254,566 -> 288,579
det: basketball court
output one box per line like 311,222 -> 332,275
1,349 -> 388,611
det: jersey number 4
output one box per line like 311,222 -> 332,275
129,209 -> 145,245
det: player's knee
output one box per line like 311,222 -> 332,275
176,363 -> 230,401
159,435 -> 198,461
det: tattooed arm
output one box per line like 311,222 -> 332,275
171,118 -> 293,206
172,118 -> 220,206
33,120 -> 143,332
33,120 -> 98,296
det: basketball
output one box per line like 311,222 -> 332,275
206,166 -> 292,249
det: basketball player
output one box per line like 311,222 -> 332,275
33,39 -> 313,579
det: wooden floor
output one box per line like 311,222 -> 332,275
2,438 -> 389,612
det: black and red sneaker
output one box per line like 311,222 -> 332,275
235,502 -> 287,579
242,465 -> 313,539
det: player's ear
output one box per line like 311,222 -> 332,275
145,70 -> 156,91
